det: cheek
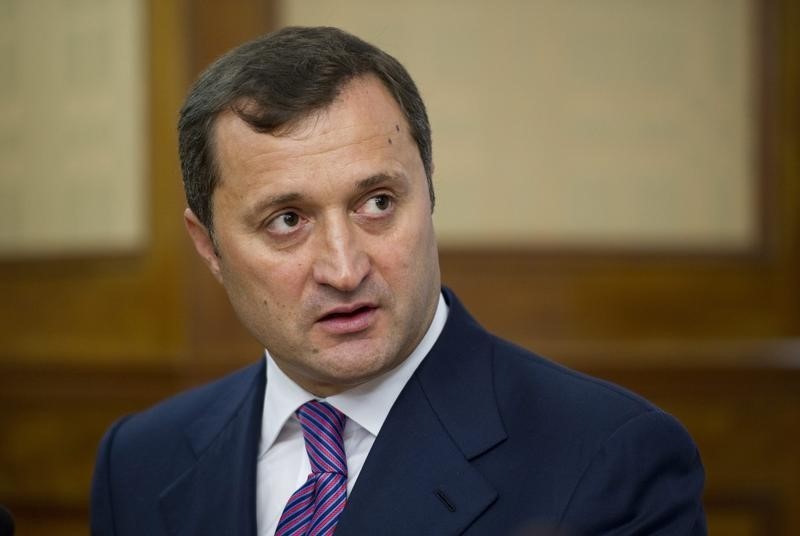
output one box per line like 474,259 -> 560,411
374,229 -> 430,283
255,261 -> 308,304
221,250 -> 303,306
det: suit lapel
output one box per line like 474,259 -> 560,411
336,290 -> 507,535
158,362 -> 266,536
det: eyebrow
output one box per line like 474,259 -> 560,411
246,191 -> 302,222
353,172 -> 408,195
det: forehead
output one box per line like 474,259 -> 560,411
211,76 -> 413,178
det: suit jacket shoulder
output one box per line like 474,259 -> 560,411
337,289 -> 706,535
489,336 -> 705,533
91,361 -> 265,536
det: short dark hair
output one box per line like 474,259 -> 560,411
178,26 -> 434,232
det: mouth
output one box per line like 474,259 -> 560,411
316,303 -> 379,335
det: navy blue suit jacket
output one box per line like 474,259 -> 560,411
91,289 -> 706,535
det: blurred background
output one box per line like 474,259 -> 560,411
0,0 -> 798,534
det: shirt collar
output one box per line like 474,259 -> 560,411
260,292 -> 449,455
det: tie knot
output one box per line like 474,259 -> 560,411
297,400 -> 347,475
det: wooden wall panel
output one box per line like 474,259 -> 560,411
0,365 -> 186,535
0,0 -> 190,367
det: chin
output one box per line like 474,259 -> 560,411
320,351 -> 395,384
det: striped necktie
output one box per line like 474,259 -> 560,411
275,400 -> 348,536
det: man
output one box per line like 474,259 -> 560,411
92,27 -> 706,535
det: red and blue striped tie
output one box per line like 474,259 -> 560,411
275,400 -> 348,536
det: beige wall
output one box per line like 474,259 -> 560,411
0,0 -> 146,256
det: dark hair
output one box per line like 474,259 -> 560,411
178,26 -> 434,231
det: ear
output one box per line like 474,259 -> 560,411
183,208 -> 224,284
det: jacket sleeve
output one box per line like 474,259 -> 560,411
559,410 -> 707,535
91,416 -> 130,536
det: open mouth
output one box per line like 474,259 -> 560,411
320,305 -> 375,322
317,304 -> 378,334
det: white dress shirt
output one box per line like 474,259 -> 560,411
256,293 -> 449,536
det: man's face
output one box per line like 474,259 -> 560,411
185,75 -> 441,396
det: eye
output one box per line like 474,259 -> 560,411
360,194 -> 394,216
265,211 -> 305,235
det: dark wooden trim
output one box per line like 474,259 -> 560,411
184,0 -> 276,80
705,490 -> 786,536
2,338 -> 798,403
756,0 -> 778,258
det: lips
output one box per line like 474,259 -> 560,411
316,303 -> 378,335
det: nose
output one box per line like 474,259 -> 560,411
312,217 -> 371,292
